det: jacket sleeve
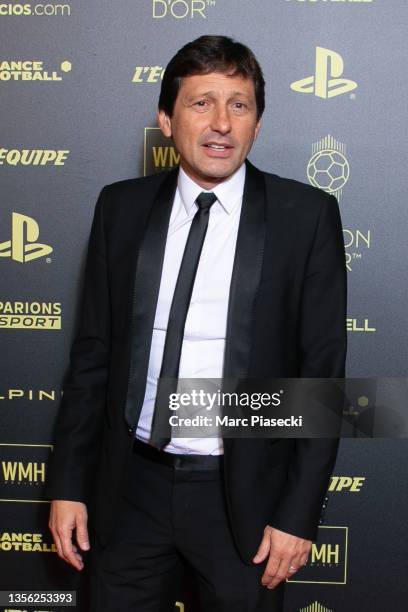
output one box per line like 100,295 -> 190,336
270,193 -> 347,541
44,186 -> 111,504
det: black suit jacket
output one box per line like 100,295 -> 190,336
45,160 -> 347,564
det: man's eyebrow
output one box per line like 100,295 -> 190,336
185,90 -> 252,100
184,90 -> 216,100
230,90 -> 251,98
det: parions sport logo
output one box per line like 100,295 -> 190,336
0,301 -> 62,329
152,0 -> 217,19
0,2 -> 71,16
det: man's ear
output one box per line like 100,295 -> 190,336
157,109 -> 172,138
254,119 -> 261,141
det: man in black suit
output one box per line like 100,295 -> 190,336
45,36 -> 347,611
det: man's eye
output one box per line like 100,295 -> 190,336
234,102 -> 246,109
195,100 -> 207,107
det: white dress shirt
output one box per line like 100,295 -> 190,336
135,162 -> 246,454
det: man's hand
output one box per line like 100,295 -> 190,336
48,500 -> 90,571
252,525 -> 312,589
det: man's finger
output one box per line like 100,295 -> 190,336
281,554 -> 303,583
261,548 -> 282,585
76,522 -> 90,551
253,530 -> 271,563
59,530 -> 83,570
287,553 -> 303,572
300,551 -> 309,566
262,556 -> 287,589
285,561 -> 299,580
50,527 -> 64,561
71,542 -> 84,562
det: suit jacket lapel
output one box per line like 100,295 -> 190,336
222,159 -> 267,380
124,168 -> 178,429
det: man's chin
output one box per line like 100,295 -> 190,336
197,160 -> 242,182
180,157 -> 244,186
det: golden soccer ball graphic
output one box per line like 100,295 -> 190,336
307,149 -> 349,193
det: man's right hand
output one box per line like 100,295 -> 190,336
48,500 -> 90,571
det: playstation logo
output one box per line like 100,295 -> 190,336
291,47 -> 357,99
0,212 -> 53,262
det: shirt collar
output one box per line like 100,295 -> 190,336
177,162 -> 246,216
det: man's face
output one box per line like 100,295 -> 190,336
157,72 -> 261,189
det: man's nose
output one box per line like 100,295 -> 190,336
210,105 -> 232,134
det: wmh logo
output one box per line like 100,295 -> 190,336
144,127 -> 180,176
287,526 -> 348,585
2,461 -> 45,483
311,543 -> 339,565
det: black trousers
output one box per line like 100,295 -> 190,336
88,448 -> 285,611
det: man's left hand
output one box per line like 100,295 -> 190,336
252,525 -> 312,589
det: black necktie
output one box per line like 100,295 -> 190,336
149,191 -> 218,449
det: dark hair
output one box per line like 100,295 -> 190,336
158,35 -> 265,120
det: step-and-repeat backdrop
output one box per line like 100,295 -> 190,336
1,1 -> 408,610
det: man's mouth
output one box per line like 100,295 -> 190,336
203,143 -> 233,151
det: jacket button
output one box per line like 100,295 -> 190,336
128,426 -> 133,435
